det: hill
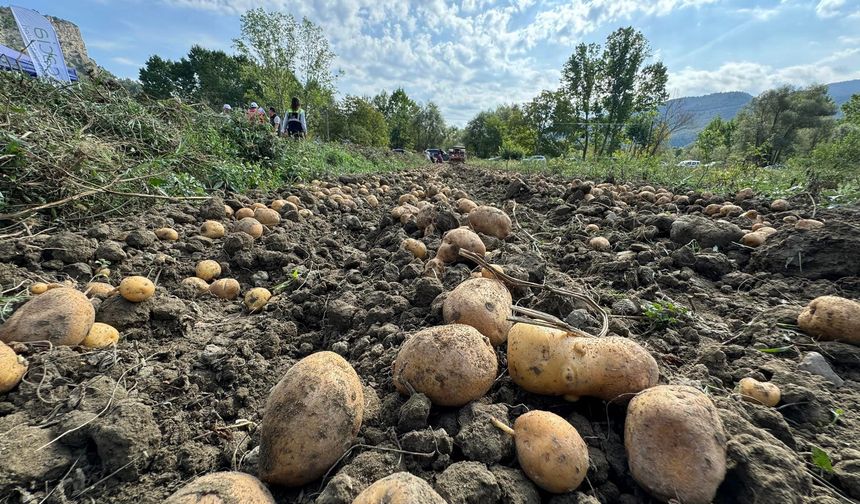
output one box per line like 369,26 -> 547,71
0,6 -> 93,74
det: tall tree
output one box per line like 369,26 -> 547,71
695,116 -> 735,161
331,96 -> 389,147
412,102 -> 446,150
381,88 -> 419,149
139,55 -> 177,99
463,111 -> 505,158
526,89 -> 576,157
561,43 -> 601,159
843,94 -> 860,125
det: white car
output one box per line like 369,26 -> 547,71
523,155 -> 547,163
676,160 -> 701,168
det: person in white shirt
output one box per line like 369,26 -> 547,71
268,107 -> 281,132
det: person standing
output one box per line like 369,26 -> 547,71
247,102 -> 265,123
282,97 -> 307,139
268,107 -> 281,132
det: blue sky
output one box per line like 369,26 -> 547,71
11,0 -> 860,125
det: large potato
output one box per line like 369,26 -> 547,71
797,295 -> 860,345
165,471 -> 275,504
259,352 -> 364,486
0,288 -> 94,346
81,322 -> 120,349
507,323 -> 658,402
235,217 -> 264,239
254,208 -> 281,226
392,324 -> 497,406
200,220 -> 226,239
468,205 -> 512,239
625,385 -> 727,504
442,277 -> 512,346
513,411 -> 588,493
0,341 -> 28,393
436,227 -> 486,263
119,276 -> 155,302
353,472 -> 446,504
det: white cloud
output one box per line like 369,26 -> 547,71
111,56 -> 141,67
814,0 -> 859,18
735,7 -> 781,21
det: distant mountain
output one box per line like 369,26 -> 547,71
666,79 -> 860,147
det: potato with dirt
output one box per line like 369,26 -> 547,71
436,227 -> 486,263
155,227 -> 179,241
738,377 -> 780,406
353,472 -> 446,504
392,324 -> 497,406
492,410 -> 589,493
200,220 -> 225,239
507,323 -> 658,402
210,278 -> 240,300
442,277 -> 512,346
402,238 -> 427,259
165,471 -> 275,504
244,287 -> 272,312
84,281 -> 115,299
0,288 -> 94,346
259,351 -> 364,486
195,260 -> 222,281
468,205 -> 512,239
0,341 -> 28,393
235,217 -> 264,238
797,295 -> 860,345
625,385 -> 727,504
119,276 -> 155,302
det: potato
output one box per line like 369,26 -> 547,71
286,195 -> 302,208
155,227 -> 179,241
182,277 -> 210,294
245,287 -> 272,312
0,288 -> 94,346
770,199 -> 790,211
119,276 -> 155,302
719,204 -> 743,217
507,323 -> 658,402
353,472 -> 446,504
393,324 -> 497,406
423,257 -> 445,278
468,205 -> 512,239
437,227 -> 486,263
200,220 -> 226,239
210,278 -> 240,300
254,208 -> 281,226
481,264 -> 504,279
298,208 -> 313,218
82,322 -> 120,349
625,385 -> 727,504
251,202 -> 267,210
0,341 -> 28,393
30,282 -> 48,295
589,236 -> 611,251
457,198 -> 478,214
795,218 -> 824,230
584,224 -> 599,233
741,232 -> 766,247
703,203 -> 722,216
500,411 -> 589,493
259,351 -> 363,486
443,277 -> 512,346
271,199 -> 288,211
84,282 -> 115,299
402,238 -> 427,260
738,377 -> 780,407
236,217 -> 264,239
224,205 -> 234,217
797,295 -> 860,345
195,260 -> 222,281
166,471 -> 275,504
366,195 -> 379,208
235,207 -> 255,219
757,226 -> 777,237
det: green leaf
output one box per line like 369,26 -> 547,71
757,345 -> 794,354
811,447 -> 834,473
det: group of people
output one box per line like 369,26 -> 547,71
222,97 -> 307,138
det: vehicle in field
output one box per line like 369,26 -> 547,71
523,155 -> 547,163
424,148 -> 449,163
677,159 -> 701,167
392,148 -> 406,154
448,146 -> 466,164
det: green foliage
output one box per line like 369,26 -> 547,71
412,102 -> 447,151
695,116 -> 735,162
374,88 -> 420,149
643,301 -> 688,329
330,96 -> 389,147
463,105 -> 532,158
842,93 -> 860,124
811,446 -> 834,473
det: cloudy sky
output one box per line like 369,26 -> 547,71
14,0 -> 860,125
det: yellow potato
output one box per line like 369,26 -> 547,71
506,411 -> 589,493
507,323 -> 658,402
457,198 -> 478,214
224,205 -> 234,217
589,236 -> 611,251
259,352 -> 364,486
625,385 -> 727,504
366,195 -> 379,208
584,224 -> 600,233
210,278 -> 240,300
200,220 -> 226,239
271,199 -> 288,211
436,227 -> 486,263
245,287 -> 272,312
165,471 -> 275,504
0,341 -> 28,393
181,277 -> 210,294
254,208 -> 281,226
119,276 -> 155,302
84,282 -> 115,299
195,260 -> 222,281
442,277 -> 512,346
402,238 -> 427,259
353,472 -> 446,504
0,288 -> 94,346
741,232 -> 766,247
797,295 -> 860,345
298,208 -> 313,218
738,377 -> 781,407
30,282 -> 48,295
468,205 -> 513,239
795,219 -> 824,230
286,195 -> 302,208
481,264 -> 504,279
235,207 -> 255,220
235,217 -> 264,239
81,322 -> 120,349
392,324 -> 497,406
251,202 -> 267,210
770,199 -> 790,211
155,227 -> 179,241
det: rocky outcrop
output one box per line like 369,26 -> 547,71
0,6 -> 93,73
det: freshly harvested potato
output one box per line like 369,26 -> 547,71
353,472 -> 446,504
393,324 -> 497,406
235,217 -> 264,238
0,341 -> 28,393
468,205 -> 512,239
119,276 -> 155,302
224,205 -> 234,217
286,195 -> 302,208
738,377 -> 780,407
366,195 -> 379,208
254,208 -> 281,226
30,282 -> 48,295
481,264 -> 504,279
84,282 -> 115,299
423,257 -> 445,278
181,277 -> 210,294
259,351 -> 364,486
625,385 -> 727,504
271,199 -> 288,211
210,278 -> 240,300
402,238 -> 427,259
795,218 -> 824,230
498,411 -> 589,493
200,220 -> 226,239
251,202 -> 267,210
797,295 -> 860,345
719,204 -> 743,217
741,232 -> 766,247
584,224 -> 600,233
195,260 -> 222,281
155,227 -> 179,241
82,322 -> 120,349
770,199 -> 790,211
436,227 -> 486,263
298,208 -> 313,218
235,207 -> 255,220
442,277 -> 512,346
589,236 -> 611,251
245,287 -> 272,312
166,471 -> 275,504
703,203 -> 722,216
457,198 -> 478,214
0,288 -> 94,346
507,323 -> 658,402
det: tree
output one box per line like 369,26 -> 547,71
842,94 -> 860,125
695,116 -> 735,161
463,111 -> 505,158
376,88 -> 419,149
561,43 -> 601,159
412,102 -> 446,151
139,55 -> 177,99
331,96 -> 389,147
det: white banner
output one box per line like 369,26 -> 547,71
10,5 -> 71,83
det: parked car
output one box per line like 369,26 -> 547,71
424,148 -> 449,163
487,156 -> 501,161
523,155 -> 547,163
392,148 -> 406,154
676,159 -> 701,168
